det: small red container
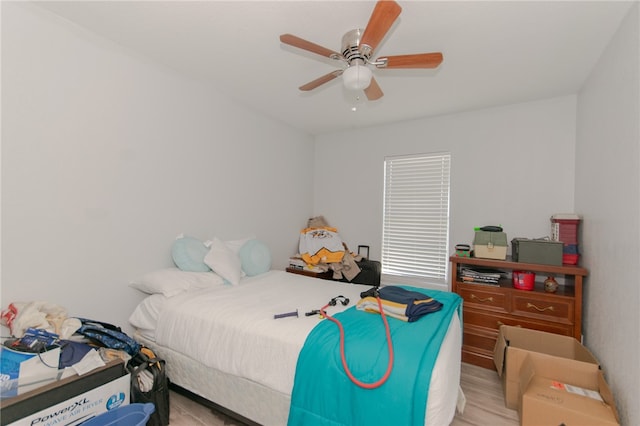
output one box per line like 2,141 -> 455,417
513,271 -> 535,290
563,254 -> 580,265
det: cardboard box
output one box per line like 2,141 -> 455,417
0,346 -> 61,398
493,325 -> 599,410
474,231 -> 507,260
519,353 -> 619,425
511,238 -> 563,266
1,360 -> 129,426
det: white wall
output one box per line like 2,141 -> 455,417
576,4 -> 639,426
1,3 -> 314,333
313,96 -> 577,288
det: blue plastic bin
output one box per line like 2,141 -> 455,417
81,403 -> 155,426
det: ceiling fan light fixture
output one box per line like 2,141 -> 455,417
280,1 -> 443,101
342,64 -> 372,91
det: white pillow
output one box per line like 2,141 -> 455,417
205,236 -> 254,254
129,293 -> 168,332
130,268 -> 224,297
224,236 -> 254,254
204,237 -> 243,286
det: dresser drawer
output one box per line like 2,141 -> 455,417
464,308 -> 573,336
458,285 -> 508,313
461,348 -> 496,370
511,292 -> 573,324
462,326 -> 498,352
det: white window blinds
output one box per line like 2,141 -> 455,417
382,153 -> 451,285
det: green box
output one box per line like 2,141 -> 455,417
511,238 -> 563,266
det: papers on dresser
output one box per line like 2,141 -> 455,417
460,267 -> 506,286
288,257 -> 323,273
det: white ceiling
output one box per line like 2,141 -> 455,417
34,1 -> 634,136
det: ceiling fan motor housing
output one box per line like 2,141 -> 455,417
341,29 -> 371,66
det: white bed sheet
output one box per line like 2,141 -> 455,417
155,270 -> 372,394
134,270 -> 462,425
129,293 -> 169,340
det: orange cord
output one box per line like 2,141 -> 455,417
320,296 -> 394,389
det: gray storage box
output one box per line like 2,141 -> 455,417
512,238 -> 563,266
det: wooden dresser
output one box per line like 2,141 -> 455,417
450,255 -> 588,369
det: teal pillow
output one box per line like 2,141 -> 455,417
172,236 -> 211,272
239,239 -> 272,276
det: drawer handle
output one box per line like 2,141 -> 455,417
527,302 -> 554,312
497,321 -> 521,328
470,294 -> 494,303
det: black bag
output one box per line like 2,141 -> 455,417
127,349 -> 170,426
339,259 -> 381,286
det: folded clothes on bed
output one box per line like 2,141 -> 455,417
356,286 -> 443,322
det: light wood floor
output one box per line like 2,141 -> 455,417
451,363 -> 519,426
168,362 -> 519,425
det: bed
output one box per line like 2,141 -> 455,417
129,269 -> 463,426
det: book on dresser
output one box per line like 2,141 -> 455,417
459,267 -> 505,286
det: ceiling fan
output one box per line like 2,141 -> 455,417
279,0 -> 443,101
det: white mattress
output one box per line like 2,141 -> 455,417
132,270 -> 461,425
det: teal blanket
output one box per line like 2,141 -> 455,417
288,287 -> 462,426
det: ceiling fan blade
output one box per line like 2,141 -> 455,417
364,77 -> 384,101
378,52 -> 444,69
359,1 -> 402,55
280,34 -> 341,59
299,70 -> 343,91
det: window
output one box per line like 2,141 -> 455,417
382,152 -> 451,287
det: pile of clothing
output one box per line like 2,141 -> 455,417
297,216 -> 362,281
0,302 -> 138,372
357,286 -> 443,322
1,301 -> 79,339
